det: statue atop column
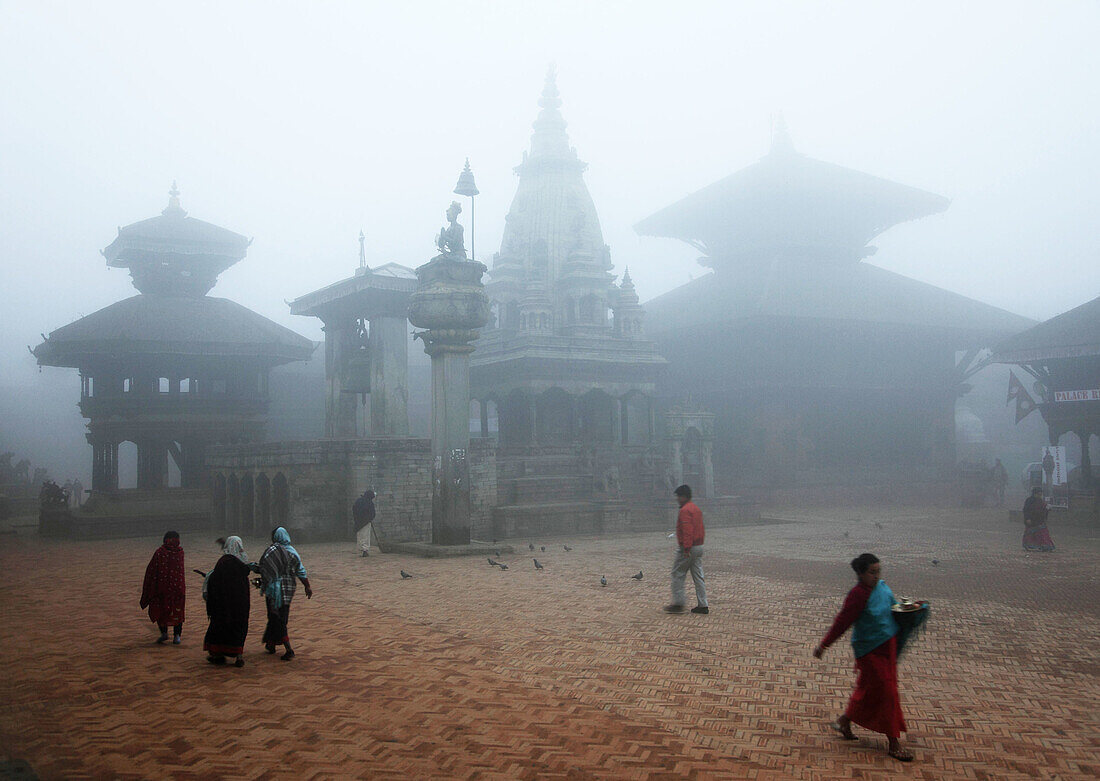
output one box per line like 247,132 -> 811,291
436,201 -> 467,260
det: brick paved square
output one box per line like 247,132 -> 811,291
1,507 -> 1097,779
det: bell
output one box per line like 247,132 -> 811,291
453,158 -> 479,197
342,350 -> 371,395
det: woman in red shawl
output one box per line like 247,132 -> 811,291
813,553 -> 913,762
140,531 -> 186,644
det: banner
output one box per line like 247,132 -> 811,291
1006,372 -> 1038,423
1040,445 -> 1069,508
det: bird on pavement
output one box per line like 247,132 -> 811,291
874,522 -> 884,530
631,571 -> 643,581
932,558 -> 940,566
564,545 -> 572,552
499,563 -> 509,571
533,558 -> 544,570
541,546 -> 546,552
488,557 -> 499,567
843,531 -> 849,538
529,543 -> 535,551
600,575 -> 607,586
400,570 -> 412,579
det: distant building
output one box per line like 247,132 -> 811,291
992,295 -> 1099,510
635,121 -> 1034,493
34,185 -> 313,500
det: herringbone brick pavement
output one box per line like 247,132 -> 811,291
0,506 -> 1096,779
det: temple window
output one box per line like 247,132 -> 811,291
82,376 -> 94,397
158,377 -> 170,394
123,378 -> 132,393
179,378 -> 191,393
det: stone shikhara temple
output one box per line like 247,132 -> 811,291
39,71 -> 1061,541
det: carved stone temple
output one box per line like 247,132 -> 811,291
34,186 -> 313,534
470,69 -> 684,538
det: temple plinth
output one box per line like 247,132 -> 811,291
408,224 -> 490,545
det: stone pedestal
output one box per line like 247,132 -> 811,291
408,255 -> 490,546
324,321 -> 360,438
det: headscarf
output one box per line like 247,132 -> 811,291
222,535 -> 249,564
204,536 -> 250,600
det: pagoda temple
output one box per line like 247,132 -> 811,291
34,185 -> 313,499
635,122 -> 1034,494
471,69 -> 669,536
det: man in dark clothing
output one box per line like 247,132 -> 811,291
665,484 -> 709,614
353,489 -> 377,557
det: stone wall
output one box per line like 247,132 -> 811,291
206,437 -> 496,545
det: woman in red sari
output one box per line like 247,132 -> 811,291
813,553 -> 913,762
140,531 -> 186,644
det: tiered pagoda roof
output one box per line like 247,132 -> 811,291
635,118 -> 950,266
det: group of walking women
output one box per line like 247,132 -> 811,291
141,525 -> 925,762
140,526 -> 312,666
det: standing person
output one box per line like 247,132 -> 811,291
1022,487 -> 1056,552
202,536 -> 253,667
991,459 -> 1008,505
664,484 -> 708,614
140,531 -> 186,645
352,489 -> 377,557
258,527 -> 312,660
813,553 -> 913,762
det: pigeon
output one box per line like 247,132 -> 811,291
541,546 -> 546,552
564,545 -> 572,552
499,564 -> 509,571
631,571 -> 643,581
843,531 -> 849,539
600,575 -> 607,587
495,549 -> 502,557
533,558 -> 544,570
874,522 -> 884,530
932,558 -> 940,566
488,557 -> 499,566
400,570 -> 412,579
529,543 -> 535,551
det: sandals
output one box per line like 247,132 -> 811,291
829,721 -> 857,740
888,747 -> 914,762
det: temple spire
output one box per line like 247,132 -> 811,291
162,180 -> 187,218
528,63 -> 571,160
358,229 -> 369,271
769,113 -> 795,156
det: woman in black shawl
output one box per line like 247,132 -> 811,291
203,536 -> 253,667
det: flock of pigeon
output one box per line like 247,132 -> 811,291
399,542 -> 645,585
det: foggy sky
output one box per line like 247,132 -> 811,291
2,1 -> 1098,387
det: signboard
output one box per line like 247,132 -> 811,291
1040,445 -> 1069,508
1053,389 -> 1100,402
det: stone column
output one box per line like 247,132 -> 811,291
323,320 -> 359,438
527,394 -> 539,447
408,254 -> 489,546
671,440 -> 684,486
702,439 -> 716,499
368,314 -> 410,436
612,398 -> 623,446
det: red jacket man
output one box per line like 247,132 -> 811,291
666,484 -> 709,614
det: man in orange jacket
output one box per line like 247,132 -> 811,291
665,484 -> 709,614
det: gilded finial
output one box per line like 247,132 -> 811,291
162,180 -> 187,217
770,112 -> 795,156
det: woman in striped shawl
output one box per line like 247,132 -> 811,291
258,527 -> 312,660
